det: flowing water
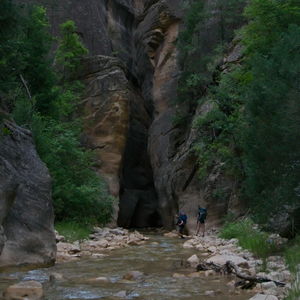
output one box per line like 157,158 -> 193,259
0,234 -> 255,299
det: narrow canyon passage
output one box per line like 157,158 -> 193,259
0,235 -> 254,300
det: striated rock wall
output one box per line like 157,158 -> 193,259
17,0 -> 246,229
79,55 -> 159,228
136,0 -> 246,231
0,121 -> 56,267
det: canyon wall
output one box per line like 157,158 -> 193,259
0,121 -> 56,268
16,0 -> 245,231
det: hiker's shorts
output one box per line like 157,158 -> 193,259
198,217 -> 205,224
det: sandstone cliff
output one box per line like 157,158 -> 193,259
0,121 -> 56,268
17,0 -> 246,230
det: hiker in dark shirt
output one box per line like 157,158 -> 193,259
176,212 -> 187,238
196,206 -> 207,237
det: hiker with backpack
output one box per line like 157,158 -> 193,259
176,212 -> 187,238
196,206 -> 207,237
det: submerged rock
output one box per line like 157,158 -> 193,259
123,271 -> 144,281
3,280 -> 43,300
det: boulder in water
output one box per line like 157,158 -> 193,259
123,271 -> 144,280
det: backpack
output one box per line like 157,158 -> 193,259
198,208 -> 207,220
180,214 -> 187,225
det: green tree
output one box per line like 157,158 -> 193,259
1,1 -> 113,225
243,24 -> 300,218
55,20 -> 88,78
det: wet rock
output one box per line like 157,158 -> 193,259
164,232 -> 178,238
4,280 -> 43,300
227,280 -> 236,287
188,272 -> 201,278
204,270 -> 215,277
114,290 -> 127,298
87,276 -> 110,283
123,271 -> 144,280
187,254 -> 200,268
182,240 -> 194,249
172,273 -> 186,278
204,290 -> 215,296
248,294 -> 278,300
91,253 -> 107,259
49,272 -> 64,282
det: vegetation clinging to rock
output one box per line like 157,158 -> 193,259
0,0 -> 113,225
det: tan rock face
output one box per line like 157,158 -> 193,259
17,0 -> 248,229
81,56 -> 131,197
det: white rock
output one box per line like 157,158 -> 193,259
57,242 -> 80,254
206,254 -> 248,267
95,239 -> 109,248
269,271 -> 291,282
183,240 -> 194,249
204,290 -> 215,296
195,244 -> 204,251
261,281 -> 277,290
187,254 -> 200,268
207,246 -> 217,253
248,293 -> 278,300
87,276 -> 110,283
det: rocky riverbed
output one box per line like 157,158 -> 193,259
0,229 -> 295,300
165,230 -> 292,300
56,227 -> 149,263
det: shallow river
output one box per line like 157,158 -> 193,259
0,235 -> 254,299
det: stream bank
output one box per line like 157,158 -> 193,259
0,228 -> 289,300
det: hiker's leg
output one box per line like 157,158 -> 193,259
196,221 -> 200,235
202,222 -> 206,237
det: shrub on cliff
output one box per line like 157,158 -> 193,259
1,1 -> 113,225
179,0 -> 300,232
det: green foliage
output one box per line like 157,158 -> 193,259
284,236 -> 300,300
193,67 -> 245,180
242,0 -> 300,57
32,115 -> 114,224
177,0 -> 246,105
285,287 -> 300,300
284,236 -> 300,273
55,221 -> 92,242
55,20 -> 88,78
184,0 -> 300,226
242,21 -> 300,221
1,1 -> 113,226
220,218 -> 278,258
